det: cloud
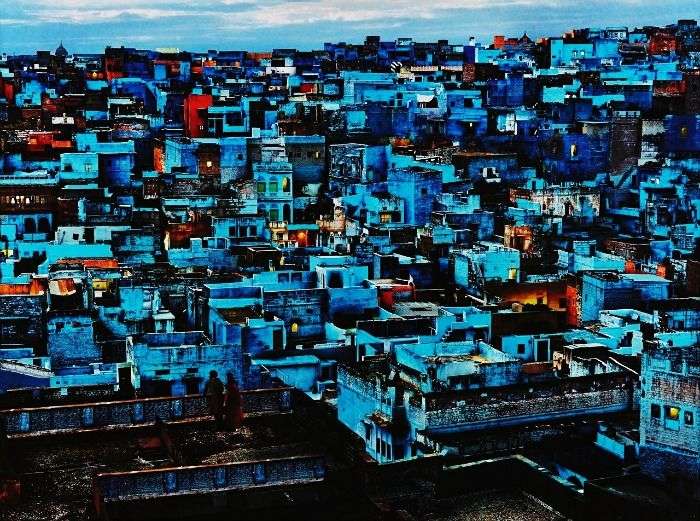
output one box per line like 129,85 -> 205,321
220,0 -> 546,29
0,0 -> 693,53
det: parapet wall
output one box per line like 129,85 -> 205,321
0,387 -> 293,436
93,454 -> 325,516
423,373 -> 636,433
425,387 -> 632,432
439,455 -> 584,519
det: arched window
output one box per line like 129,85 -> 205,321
282,177 -> 290,192
24,218 -> 36,234
290,322 -> 299,334
38,217 -> 50,233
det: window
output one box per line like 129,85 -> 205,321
225,112 -> 243,126
665,405 -> 680,421
155,369 -> 170,376
364,423 -> 372,441
685,411 -> 694,426
380,212 -> 392,224
651,403 -> 660,418
269,181 -> 278,194
291,322 -> 299,334
327,271 -> 343,288
257,181 -> 266,193
421,187 -> 428,196
282,177 -> 290,192
517,343 -> 526,355
269,208 -> 279,221
559,297 -> 568,309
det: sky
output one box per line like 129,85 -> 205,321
0,0 -> 696,54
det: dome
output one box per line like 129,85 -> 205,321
519,32 -> 533,44
55,41 -> 68,58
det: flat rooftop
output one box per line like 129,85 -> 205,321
0,395 -> 369,521
419,489 -> 565,521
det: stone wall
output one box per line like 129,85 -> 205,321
639,345 -> 700,487
47,313 -> 102,366
423,373 -> 636,433
0,294 -> 46,351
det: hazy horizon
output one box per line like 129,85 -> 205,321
0,0 -> 696,54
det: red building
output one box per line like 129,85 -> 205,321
184,94 -> 213,138
648,32 -> 677,55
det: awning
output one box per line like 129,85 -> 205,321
48,278 -> 77,296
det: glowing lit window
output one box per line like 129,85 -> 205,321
282,177 -> 290,192
680,127 -> 689,138
508,268 -> 518,280
291,322 -> 299,333
206,160 -> 213,168
665,406 -> 680,421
